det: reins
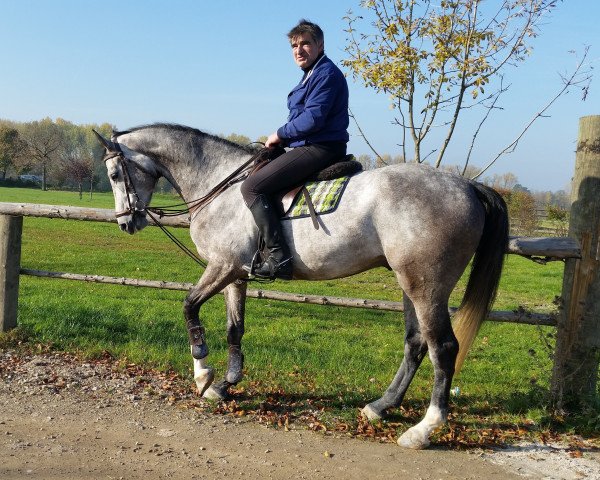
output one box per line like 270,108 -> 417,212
144,208 -> 209,268
145,146 -> 263,219
144,148 -> 264,269
103,138 -> 269,269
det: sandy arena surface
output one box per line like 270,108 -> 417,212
1,350 -> 598,480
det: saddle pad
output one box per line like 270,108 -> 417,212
284,175 -> 350,219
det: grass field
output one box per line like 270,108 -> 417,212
1,186 -> 598,444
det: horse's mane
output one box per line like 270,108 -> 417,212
113,123 -> 258,154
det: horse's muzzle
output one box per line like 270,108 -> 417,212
118,212 -> 148,235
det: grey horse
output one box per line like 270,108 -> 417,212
94,123 -> 508,449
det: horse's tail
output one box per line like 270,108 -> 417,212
453,182 -> 509,374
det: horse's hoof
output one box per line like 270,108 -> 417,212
361,404 -> 383,422
397,428 -> 430,450
193,367 -> 215,396
203,384 -> 227,402
226,347 -> 244,384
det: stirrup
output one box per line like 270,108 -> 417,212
266,257 -> 293,281
242,249 -> 263,277
244,255 -> 292,280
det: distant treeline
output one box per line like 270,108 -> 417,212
0,117 -> 114,197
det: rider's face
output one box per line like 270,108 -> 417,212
290,33 -> 323,70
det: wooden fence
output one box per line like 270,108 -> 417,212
1,115 -> 599,408
0,201 -> 579,326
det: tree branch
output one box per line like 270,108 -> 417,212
474,46 -> 592,179
463,76 -> 509,176
349,107 -> 386,165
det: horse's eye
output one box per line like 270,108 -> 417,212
110,172 -> 119,181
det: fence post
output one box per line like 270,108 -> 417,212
0,214 -> 22,332
551,115 -> 600,409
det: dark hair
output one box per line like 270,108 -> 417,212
287,19 -> 324,46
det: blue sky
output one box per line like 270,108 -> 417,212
0,0 -> 598,191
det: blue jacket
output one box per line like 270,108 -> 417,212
277,55 -> 349,148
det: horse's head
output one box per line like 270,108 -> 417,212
93,130 -> 159,235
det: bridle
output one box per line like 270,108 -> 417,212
103,139 -> 149,219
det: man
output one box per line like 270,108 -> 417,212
241,19 -> 349,280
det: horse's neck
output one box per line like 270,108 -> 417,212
125,129 -> 250,203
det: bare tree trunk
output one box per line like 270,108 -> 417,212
551,115 -> 600,410
42,162 -> 47,191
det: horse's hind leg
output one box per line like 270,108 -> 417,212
362,294 -> 428,421
397,302 -> 458,449
203,281 -> 247,401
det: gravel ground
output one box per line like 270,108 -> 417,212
1,349 -> 598,480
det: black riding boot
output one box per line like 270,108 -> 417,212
243,195 -> 293,280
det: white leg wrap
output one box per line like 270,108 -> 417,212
191,349 -> 214,396
398,405 -> 445,449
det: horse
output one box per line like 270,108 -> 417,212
94,123 -> 508,449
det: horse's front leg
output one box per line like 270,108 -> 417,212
184,266 -> 238,396
203,280 -> 247,401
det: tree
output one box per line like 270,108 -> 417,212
0,124 -> 26,180
487,172 -> 519,190
18,118 -> 64,191
56,119 -> 95,198
498,187 -> 538,235
344,0 -> 590,174
224,133 -> 252,146
84,122 -> 115,193
546,203 -> 569,236
442,163 -> 481,179
61,155 -> 94,199
357,153 -> 375,170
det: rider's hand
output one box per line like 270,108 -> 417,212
265,132 -> 281,148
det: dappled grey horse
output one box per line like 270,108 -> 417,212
94,123 -> 508,449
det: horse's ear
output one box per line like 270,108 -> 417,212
92,129 -> 113,151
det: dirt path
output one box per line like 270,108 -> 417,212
1,350 -> 598,480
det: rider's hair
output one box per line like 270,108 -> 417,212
287,19 -> 324,47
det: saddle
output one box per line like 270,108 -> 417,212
250,148 -> 363,229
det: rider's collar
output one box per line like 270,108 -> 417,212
301,53 -> 326,85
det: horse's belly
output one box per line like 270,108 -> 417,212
289,223 -> 386,280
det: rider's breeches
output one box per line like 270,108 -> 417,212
240,142 -> 346,208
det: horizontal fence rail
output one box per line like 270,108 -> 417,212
1,202 -> 580,329
20,268 -> 557,326
0,202 -> 582,260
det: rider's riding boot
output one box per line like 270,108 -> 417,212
243,194 -> 293,280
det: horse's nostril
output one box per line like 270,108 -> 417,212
119,223 -> 127,232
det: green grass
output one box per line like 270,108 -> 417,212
2,186 -> 598,444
